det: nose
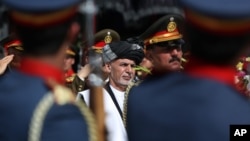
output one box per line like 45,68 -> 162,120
63,58 -> 68,63
171,48 -> 179,55
126,65 -> 133,73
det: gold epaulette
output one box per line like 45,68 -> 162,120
46,79 -> 76,104
65,74 -> 76,83
28,79 -> 98,141
53,84 -> 75,105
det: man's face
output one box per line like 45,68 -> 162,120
106,58 -> 136,91
63,55 -> 75,71
146,41 -> 183,73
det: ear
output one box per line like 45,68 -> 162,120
145,51 -> 154,63
71,58 -> 75,65
104,63 -> 112,73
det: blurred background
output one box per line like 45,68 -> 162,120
0,0 -> 183,70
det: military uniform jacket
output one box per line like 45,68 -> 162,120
127,61 -> 250,141
0,58 -> 90,141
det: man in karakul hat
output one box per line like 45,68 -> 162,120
78,40 -> 144,141
127,0 -> 250,141
0,0 -> 96,140
102,41 -> 144,65
71,28 -> 120,94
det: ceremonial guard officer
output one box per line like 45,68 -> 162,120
127,0 -> 250,141
71,29 -> 120,94
139,14 -> 185,76
123,14 -> 186,127
64,46 -> 77,88
0,33 -> 23,74
0,0 -> 97,141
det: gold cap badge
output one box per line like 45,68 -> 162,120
167,17 -> 177,32
104,31 -> 112,44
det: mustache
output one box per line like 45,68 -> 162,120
169,56 -> 181,63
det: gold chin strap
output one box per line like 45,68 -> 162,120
28,85 -> 98,141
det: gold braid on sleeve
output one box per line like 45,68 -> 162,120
123,81 -> 141,128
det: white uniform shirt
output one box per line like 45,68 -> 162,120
109,85 -> 125,113
77,88 -> 127,141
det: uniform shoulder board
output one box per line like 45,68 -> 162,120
45,79 -> 75,105
53,84 -> 75,105
29,79 -> 98,141
65,74 -> 76,83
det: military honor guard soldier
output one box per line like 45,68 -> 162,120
64,46 -> 77,88
0,33 -> 23,75
127,0 -> 250,141
0,0 -> 97,141
139,14 -> 185,76
123,13 -> 186,127
71,29 -> 120,94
